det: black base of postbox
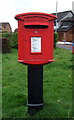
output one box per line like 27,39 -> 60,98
27,65 -> 43,113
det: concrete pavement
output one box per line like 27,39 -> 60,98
56,42 -> 72,51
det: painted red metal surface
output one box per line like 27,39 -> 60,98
15,12 -> 57,65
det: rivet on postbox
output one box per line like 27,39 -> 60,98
35,31 -> 38,33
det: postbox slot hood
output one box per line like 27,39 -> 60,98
24,21 -> 48,27
15,12 -> 57,21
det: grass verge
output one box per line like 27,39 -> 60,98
2,48 -> 72,118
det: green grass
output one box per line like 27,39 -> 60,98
0,52 -> 2,119
2,48 -> 72,118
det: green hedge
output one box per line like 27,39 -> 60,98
54,32 -> 58,48
10,33 -> 18,48
2,33 -> 18,49
2,32 -> 11,39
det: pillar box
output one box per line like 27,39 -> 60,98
15,12 -> 57,113
15,12 -> 57,65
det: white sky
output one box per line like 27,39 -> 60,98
0,0 -> 73,31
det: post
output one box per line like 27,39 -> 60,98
27,65 -> 43,113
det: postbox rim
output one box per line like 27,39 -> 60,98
15,12 -> 57,21
24,21 -> 48,26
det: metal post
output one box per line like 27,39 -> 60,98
27,65 -> 43,113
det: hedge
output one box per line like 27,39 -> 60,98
54,32 -> 58,48
2,33 -> 18,49
10,33 -> 18,48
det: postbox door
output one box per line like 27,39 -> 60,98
24,21 -> 54,64
24,28 -> 43,60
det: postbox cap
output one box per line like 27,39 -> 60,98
15,12 -> 57,21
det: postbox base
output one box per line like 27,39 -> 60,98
27,103 -> 44,106
28,65 -> 43,113
18,59 -> 54,65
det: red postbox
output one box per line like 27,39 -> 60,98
15,12 -> 57,65
15,12 -> 57,112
